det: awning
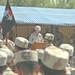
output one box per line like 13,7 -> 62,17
0,6 -> 75,26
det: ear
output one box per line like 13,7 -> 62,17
36,66 -> 44,75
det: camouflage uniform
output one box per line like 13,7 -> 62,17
29,26 -> 43,44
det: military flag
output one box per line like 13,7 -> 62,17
2,0 -> 16,38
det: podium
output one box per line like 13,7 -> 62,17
31,42 -> 47,50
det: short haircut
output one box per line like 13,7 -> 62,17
40,61 -> 64,75
15,45 -> 25,51
0,66 -> 7,74
47,39 -> 53,43
16,61 -> 38,74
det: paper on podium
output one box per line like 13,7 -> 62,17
31,42 -> 47,50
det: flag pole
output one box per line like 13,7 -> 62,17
6,32 -> 9,46
15,24 -> 17,37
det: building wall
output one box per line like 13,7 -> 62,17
15,24 -> 75,44
59,26 -> 75,44
0,24 -> 75,44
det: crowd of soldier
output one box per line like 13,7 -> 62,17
0,26 -> 75,75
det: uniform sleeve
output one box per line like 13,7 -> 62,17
40,34 -> 44,42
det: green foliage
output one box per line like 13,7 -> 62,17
0,0 -> 6,5
1,0 -> 75,9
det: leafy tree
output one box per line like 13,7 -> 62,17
0,0 -> 75,9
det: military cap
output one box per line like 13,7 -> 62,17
15,37 -> 29,48
14,50 -> 38,64
0,47 -> 14,63
42,48 -> 69,70
1,45 -> 8,48
60,44 -> 74,56
34,26 -> 41,31
3,39 -> 15,51
0,51 -> 7,66
45,33 -> 54,40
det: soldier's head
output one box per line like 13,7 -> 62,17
3,39 -> 15,52
14,50 -> 38,75
14,37 -> 29,52
60,44 -> 74,60
0,47 -> 14,65
34,26 -> 41,34
44,33 -> 54,43
0,51 -> 7,74
39,48 -> 69,75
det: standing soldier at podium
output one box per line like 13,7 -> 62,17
43,33 -> 55,49
29,26 -> 44,48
